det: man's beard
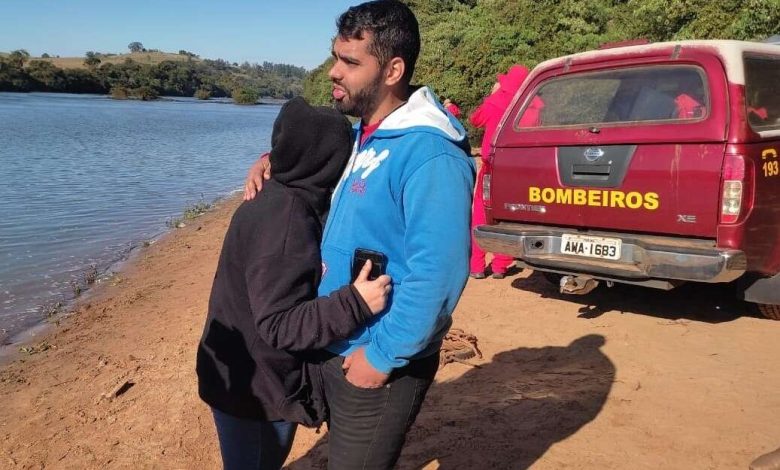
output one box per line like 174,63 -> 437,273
333,73 -> 383,119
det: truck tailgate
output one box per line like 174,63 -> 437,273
490,142 -> 726,238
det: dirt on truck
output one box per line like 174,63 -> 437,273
475,39 -> 780,320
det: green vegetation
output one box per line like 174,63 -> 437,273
134,85 -> 159,101
166,198 -> 214,228
128,41 -> 144,53
19,340 -> 53,355
110,85 -> 130,99
0,47 -> 307,100
39,301 -> 64,318
232,87 -> 259,104
194,87 -> 211,100
304,0 -> 780,125
84,265 -> 98,285
83,51 -> 101,69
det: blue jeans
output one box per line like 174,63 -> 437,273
211,408 -> 297,470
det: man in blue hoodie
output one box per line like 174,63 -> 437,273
246,1 -> 475,468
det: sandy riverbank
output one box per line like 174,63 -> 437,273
1,194 -> 779,469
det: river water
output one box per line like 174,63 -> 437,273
0,92 -> 279,342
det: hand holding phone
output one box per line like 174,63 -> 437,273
351,248 -> 391,314
351,248 -> 387,282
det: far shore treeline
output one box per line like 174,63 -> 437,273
2,0 -> 778,107
0,46 -> 306,102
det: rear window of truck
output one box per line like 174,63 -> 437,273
744,55 -> 780,132
514,65 -> 709,130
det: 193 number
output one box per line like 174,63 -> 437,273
762,148 -> 779,177
763,160 -> 779,177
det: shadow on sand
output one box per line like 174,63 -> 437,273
287,334 -> 615,470
511,270 -> 758,324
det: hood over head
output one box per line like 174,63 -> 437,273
493,64 -> 530,111
270,97 -> 354,215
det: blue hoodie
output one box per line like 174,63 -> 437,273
318,86 -> 476,373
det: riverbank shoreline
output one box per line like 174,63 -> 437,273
0,194 -> 244,467
0,189 -> 245,365
1,191 -> 778,469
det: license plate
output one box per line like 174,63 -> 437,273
561,234 -> 622,260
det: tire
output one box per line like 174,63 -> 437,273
757,304 -> 780,321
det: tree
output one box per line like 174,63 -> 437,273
27,60 -> 66,90
9,49 -> 30,68
128,42 -> 144,53
231,87 -> 259,104
41,53 -> 50,58
84,51 -> 101,69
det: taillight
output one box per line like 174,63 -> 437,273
720,154 -> 745,224
482,173 -> 491,206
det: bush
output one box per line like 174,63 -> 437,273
232,87 -> 259,105
134,86 -> 159,101
110,86 -> 129,100
195,88 -> 210,100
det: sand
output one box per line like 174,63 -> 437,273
1,194 -> 778,469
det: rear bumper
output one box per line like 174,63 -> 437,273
475,223 -> 746,283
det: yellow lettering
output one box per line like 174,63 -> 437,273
644,192 -> 660,210
626,192 -> 643,209
556,188 -> 572,204
527,187 -> 660,210
587,190 -> 601,206
611,191 -> 626,208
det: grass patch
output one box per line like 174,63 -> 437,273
39,301 -> 64,318
35,51 -> 199,70
84,264 -> 98,285
167,197 -> 213,228
19,341 -> 53,355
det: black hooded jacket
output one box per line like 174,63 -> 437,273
196,98 -> 368,425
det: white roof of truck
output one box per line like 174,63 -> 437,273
535,40 -> 780,85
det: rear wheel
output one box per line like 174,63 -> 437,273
757,304 -> 780,321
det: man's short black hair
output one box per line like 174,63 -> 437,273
336,0 -> 420,84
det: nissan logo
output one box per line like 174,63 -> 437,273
584,147 -> 605,161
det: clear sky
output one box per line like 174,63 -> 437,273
0,0 -> 361,69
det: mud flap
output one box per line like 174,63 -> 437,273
740,272 -> 780,305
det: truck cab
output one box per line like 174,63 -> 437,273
474,40 -> 780,319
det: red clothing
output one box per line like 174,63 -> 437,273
444,102 -> 461,118
469,65 -> 530,162
675,93 -> 705,119
360,119 -> 382,146
468,65 -> 532,274
748,106 -> 769,120
470,163 -> 514,275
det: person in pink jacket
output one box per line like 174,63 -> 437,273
443,98 -> 461,118
469,64 -> 543,279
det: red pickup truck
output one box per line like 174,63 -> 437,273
474,40 -> 780,319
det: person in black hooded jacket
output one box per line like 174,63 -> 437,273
196,97 -> 391,470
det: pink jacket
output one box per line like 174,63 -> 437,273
469,65 -> 530,163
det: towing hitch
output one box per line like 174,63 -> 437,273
559,275 -> 600,295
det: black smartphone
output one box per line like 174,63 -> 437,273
351,248 -> 387,282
